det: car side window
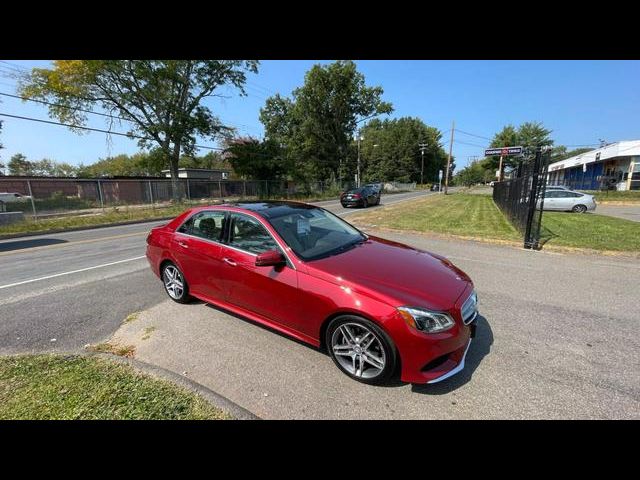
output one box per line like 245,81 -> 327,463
228,213 -> 279,255
177,211 -> 225,242
545,191 -> 559,198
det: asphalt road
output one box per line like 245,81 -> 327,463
594,204 -> 640,223
112,231 -> 640,419
0,190 -> 431,354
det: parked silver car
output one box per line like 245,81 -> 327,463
539,189 -> 596,213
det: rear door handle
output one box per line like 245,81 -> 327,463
223,257 -> 237,266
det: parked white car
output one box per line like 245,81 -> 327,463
539,189 -> 596,213
0,192 -> 31,203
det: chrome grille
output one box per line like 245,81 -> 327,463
461,291 -> 478,325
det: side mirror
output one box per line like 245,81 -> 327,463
255,249 -> 286,267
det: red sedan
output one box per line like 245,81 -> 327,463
146,201 -> 478,385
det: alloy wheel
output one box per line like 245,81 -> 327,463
163,265 -> 184,300
331,322 -> 386,379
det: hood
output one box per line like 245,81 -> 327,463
306,235 -> 471,310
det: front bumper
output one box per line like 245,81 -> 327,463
393,284 -> 478,384
427,339 -> 472,384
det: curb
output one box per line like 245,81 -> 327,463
0,217 -> 175,241
84,351 -> 260,420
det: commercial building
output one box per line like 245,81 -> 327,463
547,140 -> 640,191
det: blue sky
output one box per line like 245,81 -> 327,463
0,60 -> 639,170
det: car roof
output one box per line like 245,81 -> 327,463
187,200 -> 320,220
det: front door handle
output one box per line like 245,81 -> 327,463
223,257 -> 237,266
177,241 -> 189,249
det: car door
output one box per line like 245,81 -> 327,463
542,190 -> 560,210
220,212 -> 300,328
554,191 -> 575,211
172,210 -> 227,300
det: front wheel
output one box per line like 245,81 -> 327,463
572,204 -> 587,213
326,316 -> 397,385
162,262 -> 192,303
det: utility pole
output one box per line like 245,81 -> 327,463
419,142 -> 428,185
444,121 -> 455,194
357,135 -> 362,188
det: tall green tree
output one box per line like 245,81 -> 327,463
260,61 -> 392,184
8,153 -> 34,175
223,137 -> 289,180
358,117 -> 447,183
19,60 -> 258,199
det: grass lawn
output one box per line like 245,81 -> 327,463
349,193 -> 640,252
0,354 -> 231,420
542,212 -> 640,251
580,190 -> 640,203
0,203 -> 194,236
349,193 -> 520,242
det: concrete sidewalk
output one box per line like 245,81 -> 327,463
109,230 -> 640,419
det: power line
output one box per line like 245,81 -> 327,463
0,111 -> 226,151
455,128 -> 492,141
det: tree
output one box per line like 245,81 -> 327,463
223,137 -> 289,180
19,60 -> 259,200
8,153 -> 34,175
358,117 -> 447,183
551,146 -> 594,163
260,61 -> 392,184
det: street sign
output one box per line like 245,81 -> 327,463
438,169 -> 443,180
485,146 -> 523,156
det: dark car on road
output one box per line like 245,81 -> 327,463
146,201 -> 478,385
340,186 -> 380,208
364,183 -> 383,195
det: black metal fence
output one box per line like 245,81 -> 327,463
492,148 -> 551,249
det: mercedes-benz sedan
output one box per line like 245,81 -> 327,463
146,201 -> 478,385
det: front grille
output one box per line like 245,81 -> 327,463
461,291 -> 478,325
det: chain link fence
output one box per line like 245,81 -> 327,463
0,177 -> 412,220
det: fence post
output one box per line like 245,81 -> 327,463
186,179 -> 191,201
243,180 -> 247,198
524,147 -> 543,249
97,180 -> 105,210
148,181 -> 154,209
26,180 -> 37,221
218,180 -> 223,199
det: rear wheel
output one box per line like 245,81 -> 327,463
326,316 -> 397,385
572,204 -> 587,213
162,262 -> 192,303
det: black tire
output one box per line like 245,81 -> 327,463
161,262 -> 192,304
572,204 -> 587,213
326,315 -> 397,385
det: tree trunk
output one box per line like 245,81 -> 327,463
169,141 -> 182,202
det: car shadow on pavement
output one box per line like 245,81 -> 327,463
411,314 -> 494,395
0,238 -> 68,252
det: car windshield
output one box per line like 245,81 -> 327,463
265,206 -> 365,261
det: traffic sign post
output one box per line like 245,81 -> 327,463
485,146 -> 523,182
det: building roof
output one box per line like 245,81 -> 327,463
548,140 -> 640,172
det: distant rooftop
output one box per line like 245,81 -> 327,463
549,140 -> 640,171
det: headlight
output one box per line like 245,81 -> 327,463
397,306 -> 455,333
